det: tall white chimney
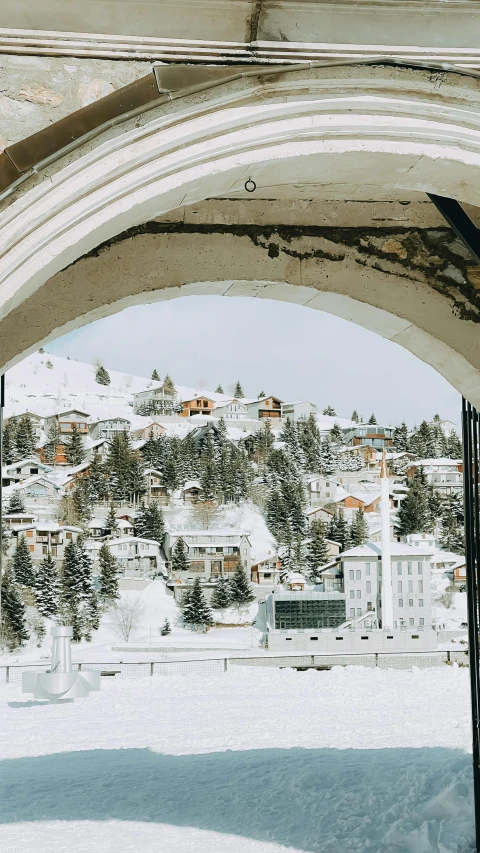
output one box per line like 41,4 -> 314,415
380,450 -> 394,629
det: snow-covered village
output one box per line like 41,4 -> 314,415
0,345 -> 475,852
6,4 -> 480,852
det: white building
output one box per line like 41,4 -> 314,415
2,457 -> 53,487
212,398 -> 248,420
407,458 -> 463,496
100,536 -> 161,574
11,522 -> 82,563
281,401 -> 317,421
164,528 -> 252,600
340,542 -> 434,631
133,383 -> 179,415
306,476 -> 342,504
89,417 -> 131,441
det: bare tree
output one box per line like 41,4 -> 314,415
192,501 -> 220,530
440,588 -> 455,609
109,596 -> 145,642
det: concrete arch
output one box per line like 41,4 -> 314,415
1,63 -> 480,399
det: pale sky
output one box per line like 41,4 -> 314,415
47,296 -> 461,428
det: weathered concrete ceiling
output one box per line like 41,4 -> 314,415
0,1 -> 478,66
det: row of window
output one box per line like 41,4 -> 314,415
348,561 -> 423,580
348,608 -> 425,626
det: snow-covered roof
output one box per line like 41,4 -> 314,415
4,457 -> 52,472
13,474 -> 60,490
341,542 -> 434,558
287,572 -> 307,583
409,458 -> 461,467
15,522 -> 82,532
109,536 -> 160,546
183,480 -> 201,491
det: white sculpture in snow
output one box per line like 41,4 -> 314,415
22,626 -> 100,703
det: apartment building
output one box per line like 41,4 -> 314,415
164,528 -> 252,580
339,542 -> 433,630
406,458 -> 463,496
11,522 -> 82,562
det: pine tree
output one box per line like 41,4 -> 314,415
151,369 -> 160,381
60,537 -> 98,642
351,410 -> 359,423
329,423 -> 343,444
258,391 -> 265,398
254,419 -> 275,467
15,415 -> 37,458
160,617 -> 171,636
211,575 -> 232,609
215,384 -> 224,394
182,577 -> 212,629
98,542 -> 119,602
398,468 -> 431,535
106,503 -> 119,536
135,502 -> 165,543
172,537 -> 190,573
12,534 -> 35,587
43,422 -> 61,464
322,406 -> 336,416
46,360 -> 53,369
351,507 -> 369,546
328,508 -> 352,552
439,493 -> 464,553
319,439 -> 339,476
409,421 -> 434,459
106,432 -> 145,503
85,453 -> 108,503
199,431 -> 218,500
65,423 -> 86,465
265,480 -> 306,568
163,374 -> 175,394
3,419 -> 17,464
280,418 -> 304,466
368,413 -> 377,425
393,422 -> 409,453
35,554 -> 60,618
72,479 -> 92,527
306,520 -> 330,581
142,428 -> 159,469
95,364 -> 111,385
0,566 -> 28,649
7,491 -> 25,514
446,430 -> 462,458
234,380 -> 244,398
229,563 -> 255,607
1,522 -> 9,556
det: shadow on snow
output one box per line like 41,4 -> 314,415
0,747 -> 474,851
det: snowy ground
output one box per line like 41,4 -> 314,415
0,665 -> 475,853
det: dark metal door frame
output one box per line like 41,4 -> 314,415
462,399 -> 480,851
428,192 -> 480,850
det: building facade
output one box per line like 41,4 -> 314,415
164,529 -> 252,580
340,542 -> 433,630
244,396 -> 283,419
281,401 -> 317,421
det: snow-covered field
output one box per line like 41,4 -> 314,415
0,664 -> 475,852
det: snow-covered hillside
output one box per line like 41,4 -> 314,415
5,351 -> 150,422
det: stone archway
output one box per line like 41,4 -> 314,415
0,62 -> 480,400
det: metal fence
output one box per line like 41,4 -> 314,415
0,648 -> 470,684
